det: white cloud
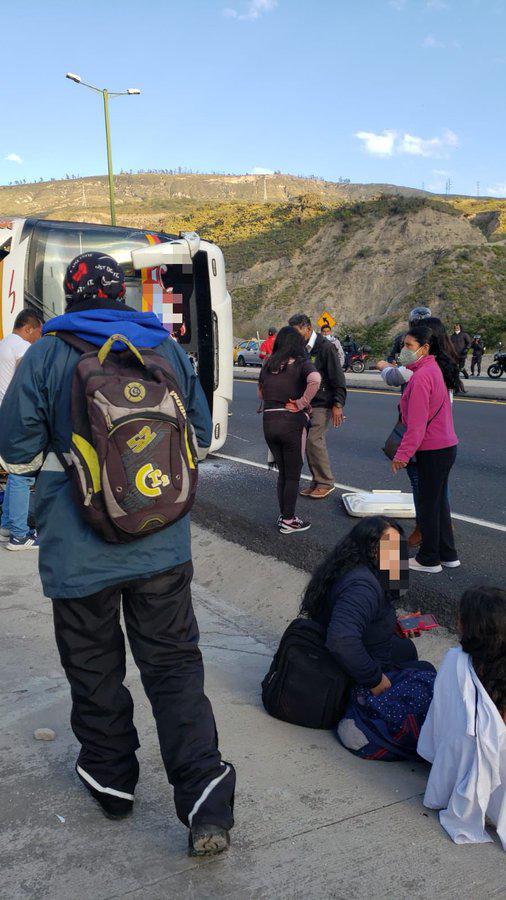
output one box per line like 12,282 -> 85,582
250,166 -> 274,174
486,182 -> 506,197
355,130 -> 397,157
5,152 -> 22,164
223,0 -> 277,20
422,33 -> 445,48
355,129 -> 458,159
398,129 -> 459,157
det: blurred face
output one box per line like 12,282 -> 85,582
454,324 -> 461,333
293,322 -> 312,342
321,326 -> 331,335
378,525 -> 404,588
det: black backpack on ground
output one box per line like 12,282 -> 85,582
261,618 -> 350,729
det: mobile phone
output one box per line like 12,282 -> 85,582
396,613 -> 439,637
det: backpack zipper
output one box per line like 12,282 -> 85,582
107,412 -> 179,436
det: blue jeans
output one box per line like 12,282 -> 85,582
1,474 -> 35,539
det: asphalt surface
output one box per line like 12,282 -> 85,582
194,380 -> 506,631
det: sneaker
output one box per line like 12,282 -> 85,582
277,515 -> 283,527
409,558 -> 442,574
279,517 -> 311,534
76,765 -> 133,820
441,559 -> 461,568
0,528 -> 10,543
5,534 -> 39,551
188,823 -> 230,857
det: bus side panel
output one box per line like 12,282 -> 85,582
202,242 -> 233,453
0,220 -> 29,339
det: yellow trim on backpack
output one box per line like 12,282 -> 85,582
72,433 -> 101,493
184,425 -> 196,470
98,334 -> 145,367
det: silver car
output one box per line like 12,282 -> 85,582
235,340 -> 262,367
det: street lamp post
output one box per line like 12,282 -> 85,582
65,73 -> 141,226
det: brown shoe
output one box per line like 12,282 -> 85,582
308,485 -> 336,499
407,526 -> 422,548
300,485 -> 316,496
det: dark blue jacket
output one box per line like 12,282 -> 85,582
0,308 -> 212,599
318,565 -> 397,689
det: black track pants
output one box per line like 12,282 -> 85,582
415,445 -> 458,567
263,410 -> 307,518
52,562 -> 235,829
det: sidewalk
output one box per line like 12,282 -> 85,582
234,366 -> 506,401
1,529 -> 504,899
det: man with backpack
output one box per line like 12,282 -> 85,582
0,252 -> 235,856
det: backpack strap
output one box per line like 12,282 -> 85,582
48,330 -> 97,355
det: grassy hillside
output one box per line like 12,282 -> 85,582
1,173 -> 504,349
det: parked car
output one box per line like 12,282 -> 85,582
235,339 -> 262,367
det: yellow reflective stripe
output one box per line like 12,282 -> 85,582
98,334 -> 145,367
184,425 -> 196,470
72,433 -> 101,492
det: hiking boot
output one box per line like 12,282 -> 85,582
189,823 -> 230,857
5,533 -> 39,551
307,485 -> 335,499
279,517 -> 311,534
407,526 -> 422,549
76,765 -> 134,820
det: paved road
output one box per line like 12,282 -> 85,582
195,380 -> 506,630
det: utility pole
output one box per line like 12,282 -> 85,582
445,178 -> 452,196
476,181 -> 480,198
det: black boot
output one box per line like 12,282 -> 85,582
76,765 -> 134,820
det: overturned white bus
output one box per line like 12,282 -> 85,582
0,218 -> 233,451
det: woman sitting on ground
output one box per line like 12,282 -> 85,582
258,326 -> 321,534
300,516 -> 436,760
418,586 -> 506,849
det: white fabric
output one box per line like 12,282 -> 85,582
418,647 -> 506,849
0,333 -> 30,403
306,330 -> 317,351
380,364 -> 412,384
76,764 -> 135,801
325,335 -> 345,367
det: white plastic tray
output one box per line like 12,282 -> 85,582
342,490 -> 416,518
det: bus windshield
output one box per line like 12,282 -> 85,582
27,220 -> 194,346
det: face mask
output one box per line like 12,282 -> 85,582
398,346 -> 422,366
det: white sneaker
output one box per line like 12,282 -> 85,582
441,559 -> 461,568
409,558 -> 443,574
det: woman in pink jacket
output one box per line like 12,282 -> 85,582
391,324 -> 460,574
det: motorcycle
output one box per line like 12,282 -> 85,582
344,345 -> 371,374
487,344 -> 506,379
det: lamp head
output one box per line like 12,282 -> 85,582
65,72 -> 81,84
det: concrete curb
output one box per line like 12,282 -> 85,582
233,366 -> 506,401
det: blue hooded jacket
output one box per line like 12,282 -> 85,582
0,308 -> 212,599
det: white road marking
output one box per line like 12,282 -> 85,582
214,452 -> 506,534
227,433 -> 251,443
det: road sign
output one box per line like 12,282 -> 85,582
317,311 -> 336,329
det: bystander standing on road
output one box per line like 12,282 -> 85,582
289,313 -> 347,499
258,326 -> 321,533
0,253 -> 235,857
320,324 -> 345,367
391,324 -> 460,574
470,334 -> 485,376
451,323 -> 471,379
259,327 -> 277,360
0,309 -> 43,551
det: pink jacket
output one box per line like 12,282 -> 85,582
395,355 -> 458,463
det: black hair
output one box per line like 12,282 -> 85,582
407,323 -> 462,393
321,325 -> 331,332
14,309 -> 43,330
288,313 -> 311,329
268,327 -> 277,336
459,586 -> 506,717
300,516 -> 404,620
265,325 -> 307,373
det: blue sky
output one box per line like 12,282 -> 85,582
2,0 -> 505,195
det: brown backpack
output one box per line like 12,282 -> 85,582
55,332 -> 198,543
